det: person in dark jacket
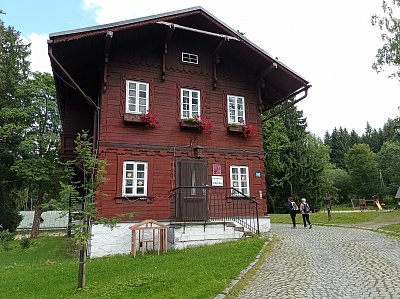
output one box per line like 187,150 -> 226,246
287,196 -> 298,228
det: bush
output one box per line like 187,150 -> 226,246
0,230 -> 15,251
381,195 -> 395,208
20,236 -> 31,249
0,194 -> 23,232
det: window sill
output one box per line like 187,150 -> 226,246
227,125 -> 244,135
180,119 -> 202,132
123,113 -> 145,124
115,196 -> 154,204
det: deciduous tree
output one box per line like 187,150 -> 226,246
11,72 -> 61,238
372,0 -> 400,80
325,168 -> 352,203
62,132 -> 107,289
345,144 -> 380,198
378,141 -> 400,196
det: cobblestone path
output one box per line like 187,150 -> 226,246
235,224 -> 400,299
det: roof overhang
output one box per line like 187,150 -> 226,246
48,6 -> 310,118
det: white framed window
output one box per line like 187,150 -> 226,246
123,161 -> 148,196
182,52 -> 198,64
125,80 -> 149,114
230,166 -> 249,196
227,95 -> 245,124
181,88 -> 200,119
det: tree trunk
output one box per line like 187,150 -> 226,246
30,184 -> 45,238
77,244 -> 87,289
30,205 -> 42,238
77,214 -> 89,289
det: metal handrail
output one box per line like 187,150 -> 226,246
169,186 -> 260,234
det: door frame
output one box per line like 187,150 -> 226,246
175,159 -> 208,221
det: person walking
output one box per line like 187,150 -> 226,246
300,198 -> 312,229
287,197 -> 299,228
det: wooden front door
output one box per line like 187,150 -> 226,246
176,159 -> 208,221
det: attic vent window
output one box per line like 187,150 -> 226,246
182,52 -> 198,64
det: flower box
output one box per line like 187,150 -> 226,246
179,116 -> 212,133
227,125 -> 244,134
124,113 -> 145,124
227,123 -> 256,137
124,113 -> 159,127
180,119 -> 203,131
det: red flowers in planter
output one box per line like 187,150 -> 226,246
243,124 -> 256,138
141,112 -> 159,127
227,120 -> 256,137
194,115 -> 212,134
182,115 -> 212,133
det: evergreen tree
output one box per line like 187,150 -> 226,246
0,11 -> 30,231
300,134 -> 332,207
361,123 -> 384,153
382,117 -> 400,142
323,131 -> 331,146
280,106 -> 308,199
329,128 -> 339,165
349,129 -> 360,146
326,127 -> 351,169
262,115 -> 290,213
263,104 -> 331,211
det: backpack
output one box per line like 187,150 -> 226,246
304,203 -> 311,213
291,201 -> 299,211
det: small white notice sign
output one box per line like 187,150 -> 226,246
212,176 -> 224,186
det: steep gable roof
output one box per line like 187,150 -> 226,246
49,6 -> 309,114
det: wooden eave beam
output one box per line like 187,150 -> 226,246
156,21 -> 240,41
257,84 -> 265,112
212,38 -> 228,89
262,85 -> 311,122
103,31 -> 113,92
258,62 -> 278,88
162,27 -> 174,82
48,42 -> 99,111
257,63 -> 278,110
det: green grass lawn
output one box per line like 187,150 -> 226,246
3,211 -> 399,298
269,209 -> 400,232
1,235 -> 265,299
380,223 -> 400,233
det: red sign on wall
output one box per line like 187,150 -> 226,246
212,164 -> 222,175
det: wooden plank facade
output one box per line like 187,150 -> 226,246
49,7 -> 309,222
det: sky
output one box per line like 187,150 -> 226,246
2,0 -> 399,138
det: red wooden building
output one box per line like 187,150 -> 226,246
49,7 -> 309,248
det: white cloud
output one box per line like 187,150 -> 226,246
82,0 -> 139,24
23,33 -> 52,73
81,0 -> 225,24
